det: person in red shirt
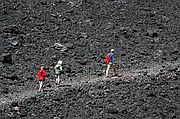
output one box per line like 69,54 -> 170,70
37,66 -> 47,91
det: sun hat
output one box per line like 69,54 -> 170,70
57,60 -> 62,65
111,49 -> 114,52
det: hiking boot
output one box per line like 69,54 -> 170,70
38,89 -> 43,92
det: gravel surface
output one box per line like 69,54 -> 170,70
0,0 -> 180,118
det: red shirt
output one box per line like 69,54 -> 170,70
38,69 -> 47,81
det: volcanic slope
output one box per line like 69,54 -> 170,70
1,0 -> 180,94
0,62 -> 180,119
0,0 -> 180,119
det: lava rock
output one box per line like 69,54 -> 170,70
1,53 -> 13,64
146,29 -> 159,38
0,0 -> 180,118
53,43 -> 68,52
2,25 -> 21,34
64,43 -> 74,49
105,108 -> 119,114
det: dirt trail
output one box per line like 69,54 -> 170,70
0,61 -> 179,108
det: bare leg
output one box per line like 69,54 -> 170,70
106,64 -> 111,77
57,75 -> 60,85
55,75 -> 60,85
38,81 -> 43,91
55,78 -> 57,84
112,64 -> 116,75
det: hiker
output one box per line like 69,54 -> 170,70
54,60 -> 63,85
105,49 -> 117,77
37,66 -> 47,91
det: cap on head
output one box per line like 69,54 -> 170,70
57,60 -> 62,65
111,49 -> 115,52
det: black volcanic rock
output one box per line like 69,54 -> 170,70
1,53 -> 13,64
0,0 -> 180,119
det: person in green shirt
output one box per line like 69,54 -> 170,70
54,60 -> 63,85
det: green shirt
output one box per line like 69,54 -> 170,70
54,65 -> 62,75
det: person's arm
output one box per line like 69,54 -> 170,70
112,54 -> 115,64
44,70 -> 47,77
37,71 -> 40,78
36,71 -> 39,80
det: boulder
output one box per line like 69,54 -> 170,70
146,29 -> 159,38
7,36 -> 19,46
64,43 -> 74,49
1,53 -> 13,64
53,43 -> 68,52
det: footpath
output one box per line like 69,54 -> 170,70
0,61 -> 179,108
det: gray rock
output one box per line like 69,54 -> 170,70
146,29 -> 159,38
7,36 -> 19,46
64,43 -> 74,49
53,117 -> 60,119
53,43 -> 68,52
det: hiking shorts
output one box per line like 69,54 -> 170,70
55,74 -> 60,78
108,62 -> 115,65
39,81 -> 44,86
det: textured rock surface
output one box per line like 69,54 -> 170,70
0,0 -> 180,118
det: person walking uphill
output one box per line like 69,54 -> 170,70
54,60 -> 63,85
105,49 -> 117,77
37,66 -> 47,92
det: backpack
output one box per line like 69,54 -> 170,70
105,53 -> 110,63
54,65 -> 62,75
56,66 -> 60,70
